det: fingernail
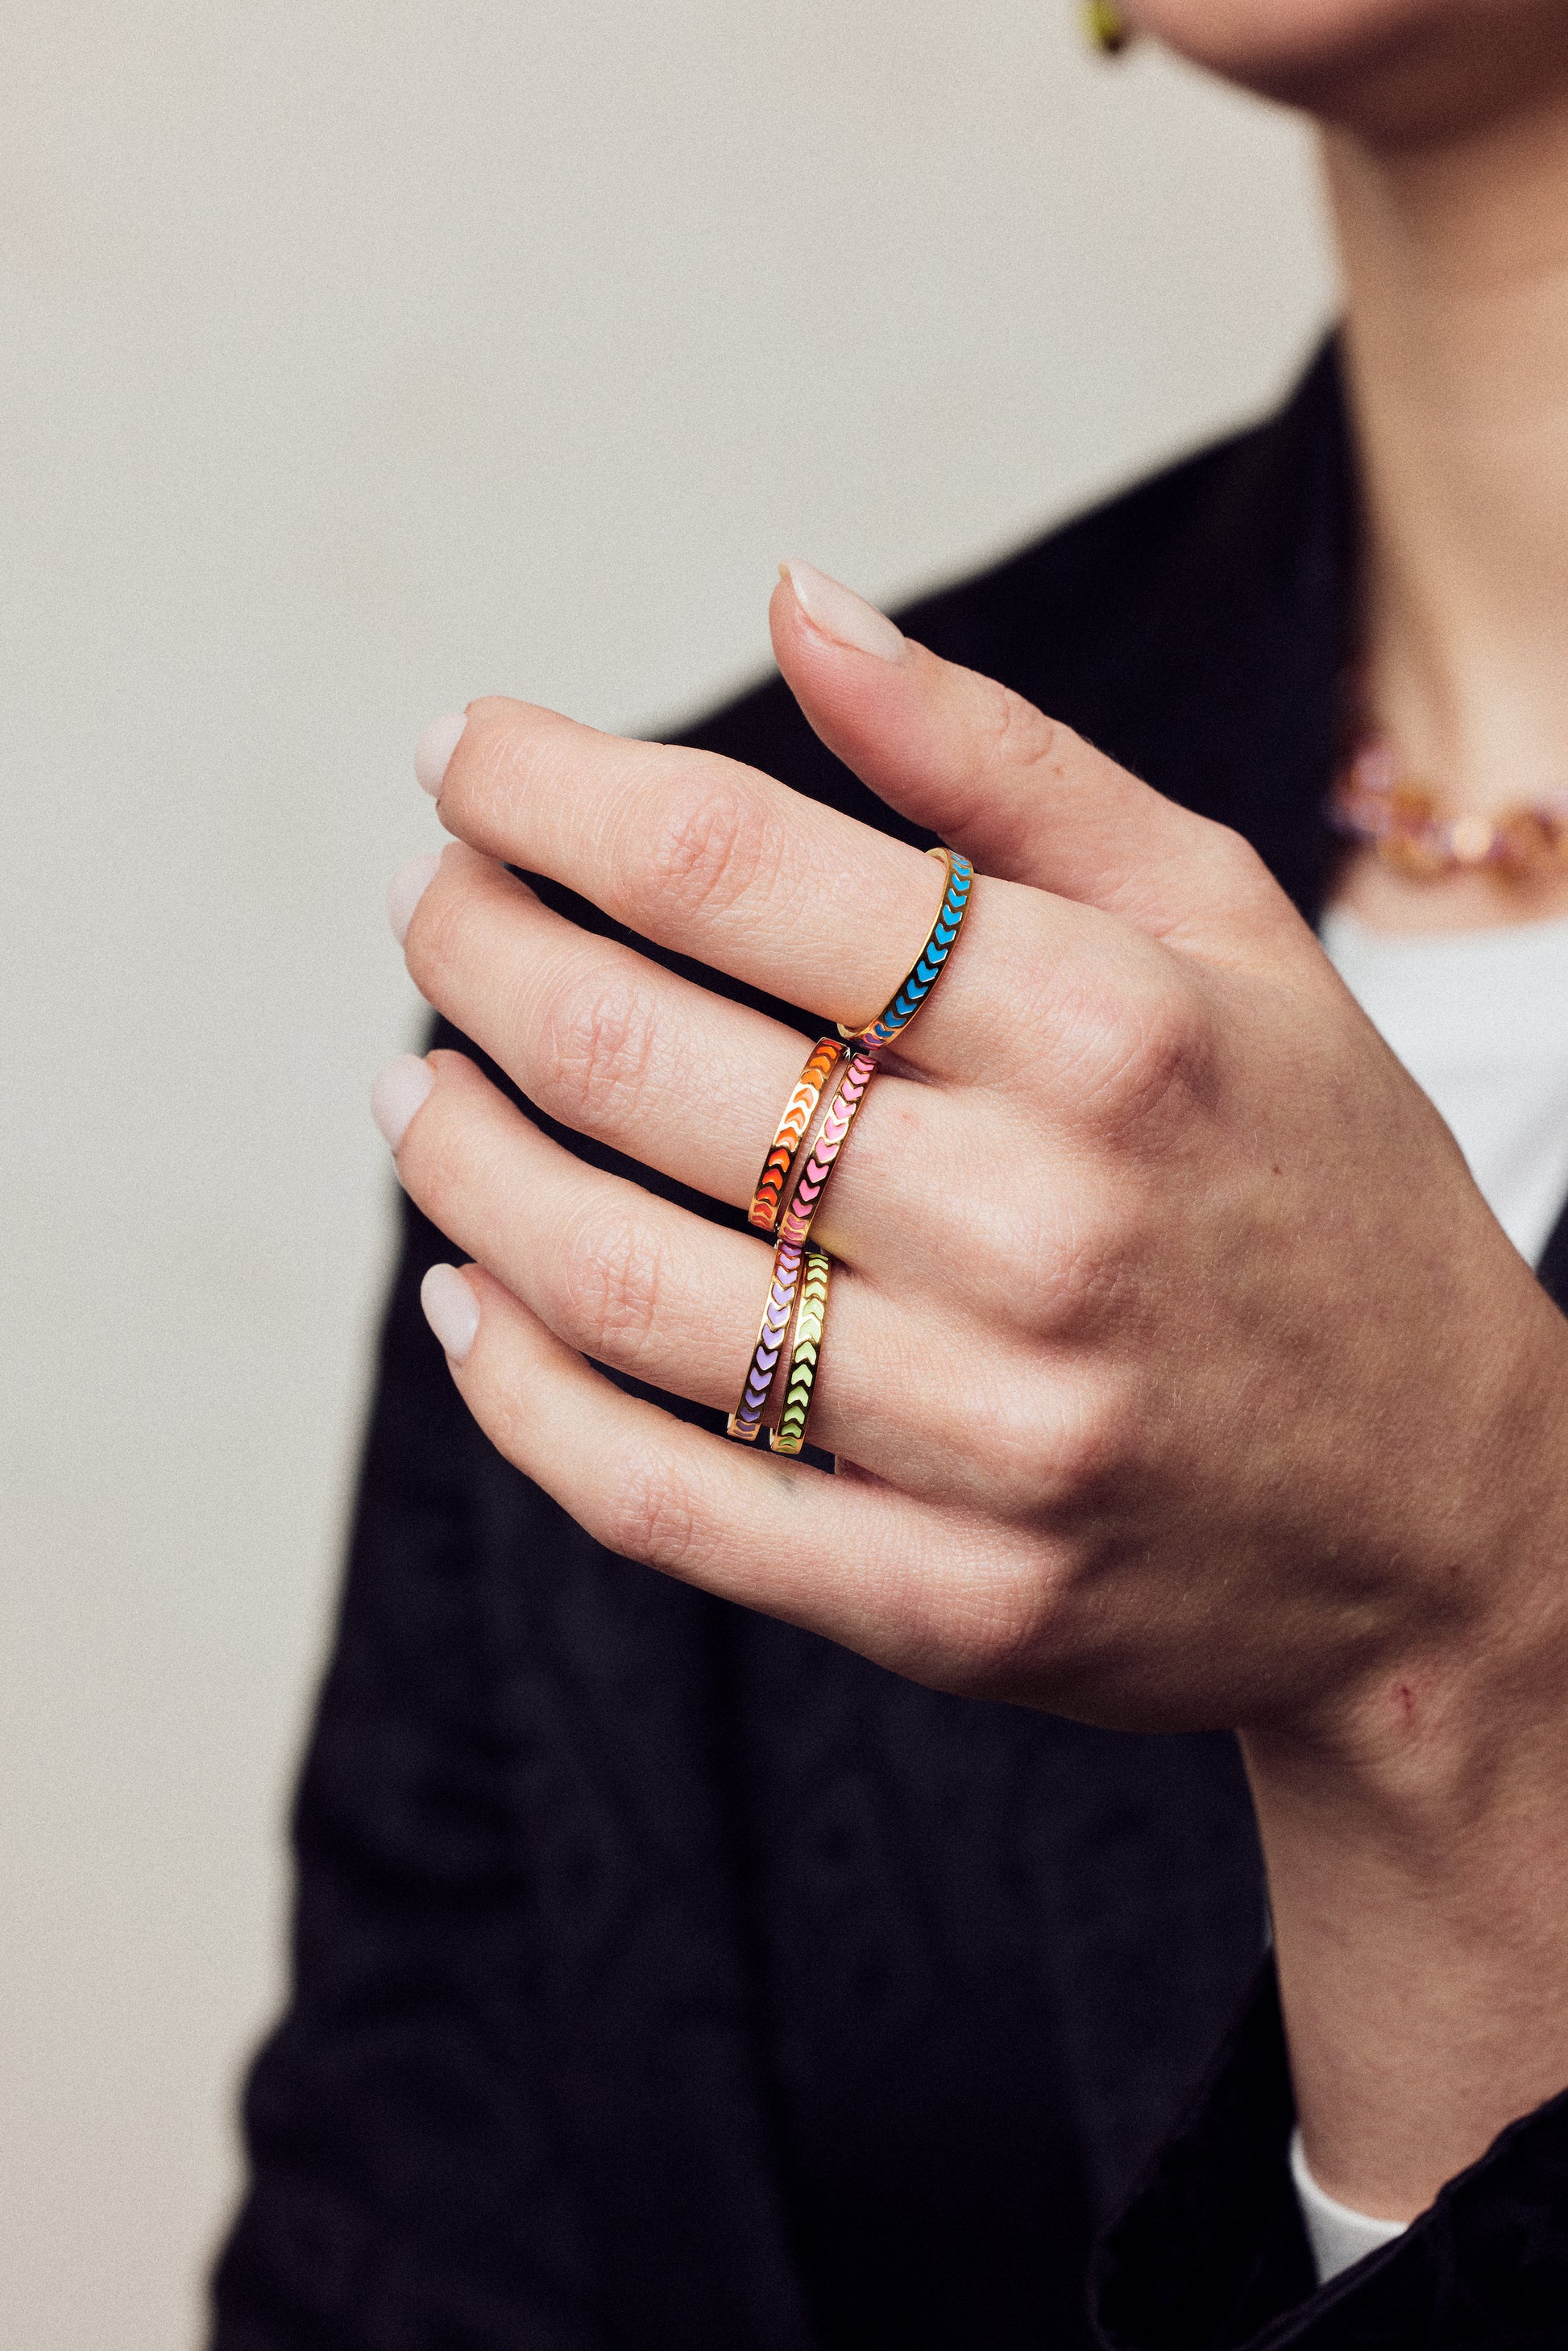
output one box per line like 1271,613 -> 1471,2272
781,560 -> 906,663
371,1053 -> 436,1152
388,850 -> 440,945
421,1262 -> 479,1363
415,709 -> 468,796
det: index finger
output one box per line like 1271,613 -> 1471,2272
429,696 -> 1056,1078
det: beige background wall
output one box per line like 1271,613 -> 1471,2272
1,5 -> 1333,2343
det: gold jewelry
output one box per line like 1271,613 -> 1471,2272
1330,733 -> 1568,881
777,1049 -> 877,1248
837,847 -> 974,1053
748,1038 -> 844,1233
728,1235 -> 807,1444
1084,2 -> 1131,54
769,1248 -> 831,1456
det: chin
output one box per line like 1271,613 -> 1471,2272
1132,0 -> 1568,131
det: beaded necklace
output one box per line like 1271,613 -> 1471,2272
1329,733 -> 1568,880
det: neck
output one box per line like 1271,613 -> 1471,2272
1326,73 -> 1568,823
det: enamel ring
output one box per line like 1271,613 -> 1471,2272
769,1247 -> 832,1456
837,845 -> 974,1052
777,1049 -> 877,1249
748,1037 -> 844,1233
727,1236 -> 807,1444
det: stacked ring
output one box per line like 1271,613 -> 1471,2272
748,1037 -> 843,1232
777,1049 -> 877,1248
728,838 -> 973,1452
838,845 -> 974,1052
727,1236 -> 806,1443
769,1248 -> 831,1456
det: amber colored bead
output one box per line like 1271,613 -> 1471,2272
1334,733 -> 1568,883
1386,780 -> 1437,834
1447,814 -> 1496,868
1379,829 -> 1450,878
1495,808 -> 1560,874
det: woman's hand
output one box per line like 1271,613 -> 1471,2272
380,563 -> 1568,1748
380,563 -> 1568,2215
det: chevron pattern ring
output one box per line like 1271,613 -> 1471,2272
777,1049 -> 877,1249
838,845 -> 974,1052
726,1236 -> 807,1443
748,1037 -> 844,1232
769,1247 -> 831,1456
728,842 -> 972,1452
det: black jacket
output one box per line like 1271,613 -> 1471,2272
211,345 -> 1568,2349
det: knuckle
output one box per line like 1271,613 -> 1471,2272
544,966 -> 659,1131
556,1203 -> 664,1366
596,1448 -> 700,1570
1037,1201 -> 1131,1337
990,1371 -> 1129,1524
1197,816 -> 1269,891
1043,1376 -> 1130,1510
977,677 -> 1068,781
943,1577 -> 1046,1696
962,1161 -> 1130,1343
1184,818 -> 1296,936
641,777 -> 768,924
1081,974 -> 1213,1140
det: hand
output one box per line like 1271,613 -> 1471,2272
377,564 -> 1568,1753
380,563 -> 1568,2214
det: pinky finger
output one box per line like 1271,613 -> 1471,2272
419,1260 -> 1023,1690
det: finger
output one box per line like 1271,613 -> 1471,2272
399,841 -> 1013,1272
390,1046 -> 1050,1508
768,561 -> 1302,962
429,691 -> 1071,1079
420,1256 -> 1039,1693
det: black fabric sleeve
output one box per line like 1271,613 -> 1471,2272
1091,1966 -> 1568,2351
209,1196 -> 598,2346
209,1186 -> 823,2351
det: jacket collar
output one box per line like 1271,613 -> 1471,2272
1060,337 -> 1356,925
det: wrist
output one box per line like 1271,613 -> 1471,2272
1238,1288 -> 1568,2216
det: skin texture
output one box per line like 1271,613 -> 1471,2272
393,585 -> 1568,2219
380,0 -> 1568,2232
1132,0 -> 1568,135
400,613 -> 1568,1731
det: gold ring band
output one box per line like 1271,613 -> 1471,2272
776,1048 -> 877,1249
726,1234 -> 807,1444
769,1247 -> 831,1456
748,1037 -> 844,1233
729,848 -> 972,1456
837,845 -> 974,1053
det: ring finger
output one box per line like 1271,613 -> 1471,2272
382,1045 -> 1049,1509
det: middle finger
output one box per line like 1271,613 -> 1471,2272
401,841 -> 1006,1286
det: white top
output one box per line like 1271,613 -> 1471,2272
1288,2129 -> 1408,2282
1321,906 -> 1568,1267
1278,907 -> 1568,2285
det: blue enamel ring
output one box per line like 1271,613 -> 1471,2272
837,845 -> 975,1052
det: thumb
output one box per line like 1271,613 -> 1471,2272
770,560 -> 1292,958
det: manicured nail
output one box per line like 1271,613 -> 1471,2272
388,851 -> 440,945
780,560 -> 906,663
421,1263 -> 479,1363
414,709 -> 468,796
371,1053 -> 435,1152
